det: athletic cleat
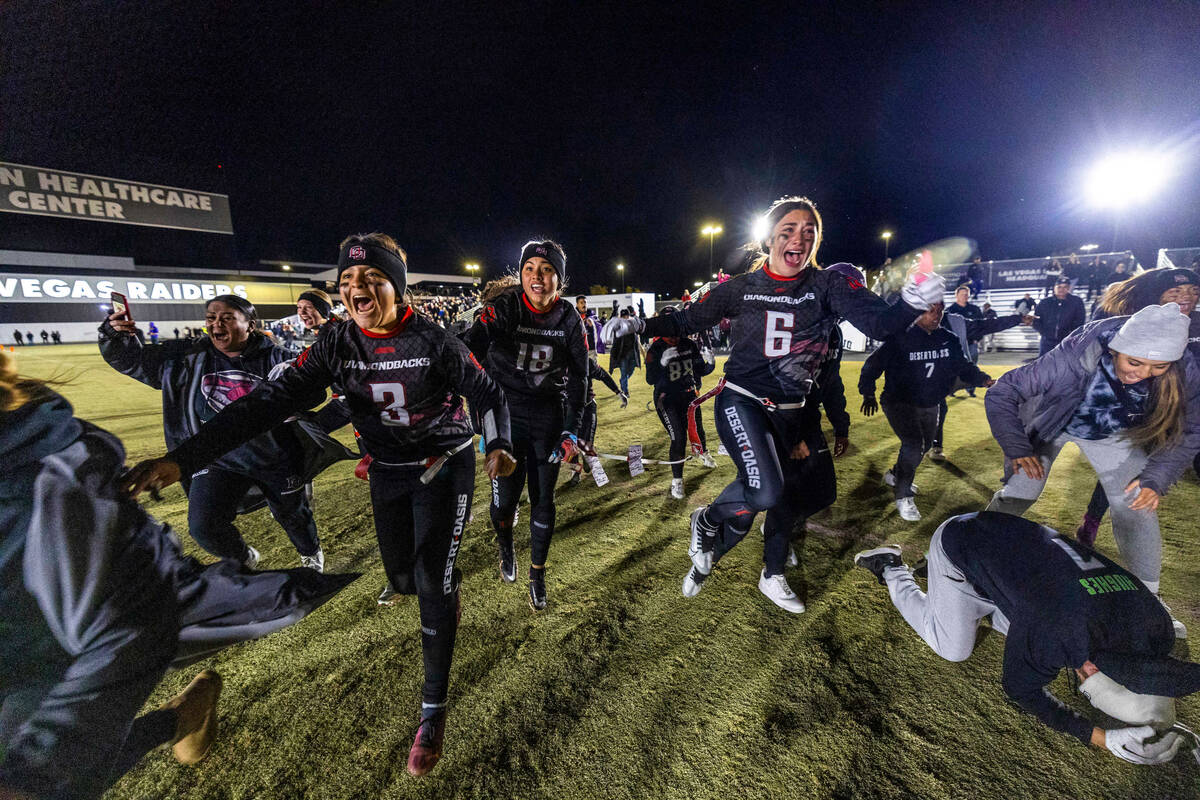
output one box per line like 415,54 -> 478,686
406,709 -> 447,777
1076,513 -> 1101,548
528,571 -> 547,611
688,507 -> 717,574
497,538 -> 517,583
882,470 -> 919,494
670,478 -> 685,499
242,545 -> 261,570
682,565 -> 708,597
896,497 -> 922,522
699,451 -> 717,468
565,467 -> 582,487
378,583 -> 403,606
163,669 -> 222,764
300,548 -> 325,573
758,569 -> 805,613
1158,596 -> 1188,639
854,545 -> 904,585
928,446 -> 945,462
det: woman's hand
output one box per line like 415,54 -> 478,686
860,396 -> 879,417
106,310 -> 139,336
486,449 -> 517,479
1011,455 -> 1045,481
790,441 -> 810,460
1125,479 -> 1161,511
120,458 -> 182,499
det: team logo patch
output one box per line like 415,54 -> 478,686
349,245 -> 366,260
201,370 -> 260,414
536,246 -> 547,256
481,306 -> 497,324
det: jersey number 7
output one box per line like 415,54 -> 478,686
370,382 -> 410,426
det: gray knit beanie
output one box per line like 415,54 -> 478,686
1109,302 -> 1190,362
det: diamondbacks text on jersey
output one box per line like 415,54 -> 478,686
169,308 -> 511,474
644,266 -> 920,403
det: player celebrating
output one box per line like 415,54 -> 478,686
121,232 -> 517,777
985,303 -> 1200,638
99,294 -> 328,572
633,195 -> 946,611
859,301 -> 994,521
645,306 -> 717,499
855,512 -> 1198,764
463,240 -> 590,611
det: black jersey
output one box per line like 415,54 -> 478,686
644,265 -> 920,403
858,325 -> 990,407
463,288 -> 589,432
645,337 -> 714,395
169,308 -> 512,476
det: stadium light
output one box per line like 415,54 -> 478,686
881,231 -> 893,260
1079,243 -> 1099,252
693,281 -> 703,287
281,264 -> 292,271
1085,151 -> 1174,208
616,263 -> 626,295
751,215 -> 769,244
701,224 -> 723,273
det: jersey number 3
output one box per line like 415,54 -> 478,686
370,382 -> 410,426
764,310 -> 794,357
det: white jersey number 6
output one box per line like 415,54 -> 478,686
764,310 -> 794,357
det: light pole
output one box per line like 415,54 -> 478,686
617,263 -> 625,295
464,262 -> 480,284
701,224 -> 723,274
881,231 -> 893,261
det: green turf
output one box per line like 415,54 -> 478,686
13,344 -> 1200,799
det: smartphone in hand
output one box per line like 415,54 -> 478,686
110,291 -> 131,321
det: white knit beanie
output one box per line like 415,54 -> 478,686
1109,303 -> 1190,362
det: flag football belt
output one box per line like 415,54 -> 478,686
722,379 -> 806,411
372,438 -> 475,484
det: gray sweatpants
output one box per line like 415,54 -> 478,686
986,432 -> 1161,583
882,519 -> 1009,662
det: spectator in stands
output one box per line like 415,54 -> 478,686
966,256 -> 986,297
1063,252 -> 1083,288
1015,292 -> 1037,316
1043,259 -> 1063,297
1033,276 -> 1086,355
981,302 -> 998,352
1088,256 -> 1108,300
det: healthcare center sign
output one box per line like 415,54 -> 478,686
0,163 -> 233,234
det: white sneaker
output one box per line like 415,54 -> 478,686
682,566 -> 708,597
882,470 -> 918,494
758,569 -> 805,614
242,545 -> 261,570
928,447 -> 945,462
699,451 -> 716,468
670,478 -> 685,499
1158,596 -> 1188,639
301,549 -> 325,573
896,497 -> 922,522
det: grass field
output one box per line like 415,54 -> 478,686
13,344 -> 1200,799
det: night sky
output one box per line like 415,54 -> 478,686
3,1 -> 1198,292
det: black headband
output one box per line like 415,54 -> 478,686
208,294 -> 257,322
337,240 -> 408,294
519,241 -> 566,282
297,291 -> 332,319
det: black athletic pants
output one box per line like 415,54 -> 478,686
654,390 -> 706,479
881,399 -> 939,500
704,391 -> 835,576
490,400 -> 564,568
369,446 -> 474,707
186,467 -> 320,560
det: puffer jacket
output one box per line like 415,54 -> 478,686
985,317 -> 1200,495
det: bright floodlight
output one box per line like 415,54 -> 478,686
751,216 -> 769,243
617,263 -> 624,271
1085,152 -> 1174,208
693,281 -> 702,287
1079,244 -> 1099,252
881,231 -> 892,240
701,224 -> 723,235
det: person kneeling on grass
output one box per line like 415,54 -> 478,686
855,511 -> 1199,765
858,301 -> 993,522
985,303 -> 1200,639
121,233 -> 516,778
0,352 -> 356,799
